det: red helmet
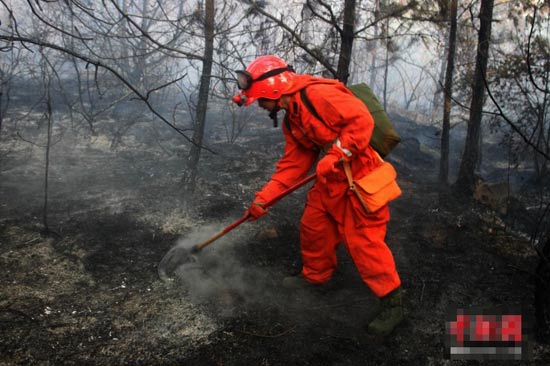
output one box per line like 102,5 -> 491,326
233,55 -> 294,106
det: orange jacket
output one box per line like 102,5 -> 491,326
255,75 -> 381,204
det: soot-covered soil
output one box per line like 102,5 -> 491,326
1,113 -> 549,365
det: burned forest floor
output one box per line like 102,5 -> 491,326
1,111 -> 550,366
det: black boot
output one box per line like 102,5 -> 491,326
367,287 -> 404,336
282,274 -> 329,293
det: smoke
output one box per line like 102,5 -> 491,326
158,222 -> 299,317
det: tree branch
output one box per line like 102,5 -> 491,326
0,34 -> 216,154
306,0 -> 342,35
25,0 -> 94,41
480,61 -> 550,161
250,2 -> 337,77
526,5 -> 549,94
108,0 -> 204,62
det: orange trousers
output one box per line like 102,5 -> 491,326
300,182 -> 401,298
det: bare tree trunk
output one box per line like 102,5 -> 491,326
43,77 -> 53,233
534,63 -> 550,343
382,18 -> 390,110
0,68 -> 7,142
438,0 -> 457,192
182,0 -> 214,198
534,91 -> 550,185
455,0 -> 494,194
0,90 -> 3,140
0,81 -> 6,173
369,0 -> 381,92
536,236 -> 550,343
336,0 -> 356,84
432,26 -> 449,121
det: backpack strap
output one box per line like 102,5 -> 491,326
300,88 -> 323,123
284,117 -> 291,133
299,87 -> 338,134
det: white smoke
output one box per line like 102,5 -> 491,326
158,221 -> 294,317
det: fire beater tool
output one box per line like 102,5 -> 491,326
158,173 -> 316,280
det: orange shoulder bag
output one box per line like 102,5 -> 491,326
343,156 -> 402,213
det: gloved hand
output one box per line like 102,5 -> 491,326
247,202 -> 268,221
317,142 -> 354,183
316,153 -> 343,183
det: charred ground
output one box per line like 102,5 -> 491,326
1,112 -> 549,365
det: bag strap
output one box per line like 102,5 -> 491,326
343,161 -> 354,189
284,85 -> 334,143
343,149 -> 384,188
343,160 -> 372,213
299,87 -> 338,134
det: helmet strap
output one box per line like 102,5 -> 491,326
269,109 -> 279,128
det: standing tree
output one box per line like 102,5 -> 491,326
39,50 -> 56,236
323,0 -> 356,83
454,0 -> 495,194
0,9 -> 19,147
368,0 -> 381,92
250,0 -> 417,85
181,0 -> 215,198
480,2 -> 550,341
438,0 -> 458,191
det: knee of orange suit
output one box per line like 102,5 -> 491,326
300,206 -> 340,284
344,223 -> 401,298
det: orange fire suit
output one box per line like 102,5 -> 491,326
254,75 -> 401,298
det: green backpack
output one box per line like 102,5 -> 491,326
300,83 -> 400,157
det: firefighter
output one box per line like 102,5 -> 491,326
232,55 -> 403,336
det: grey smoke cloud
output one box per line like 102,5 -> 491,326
158,222 -> 307,317
159,223 -> 380,341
